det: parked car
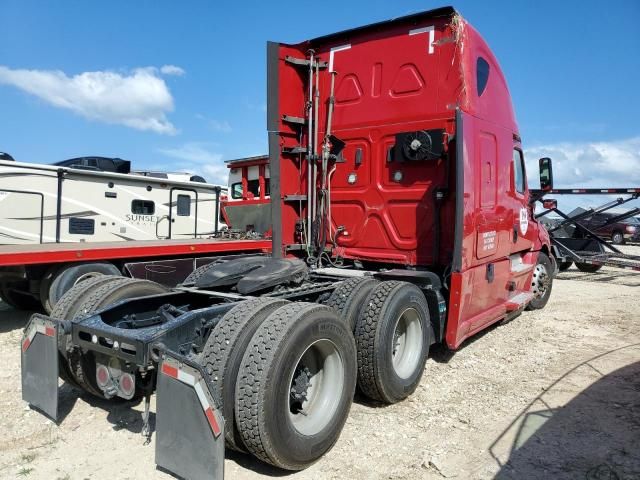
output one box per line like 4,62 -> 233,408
576,212 -> 640,244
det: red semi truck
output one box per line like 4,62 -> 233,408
21,7 -> 555,479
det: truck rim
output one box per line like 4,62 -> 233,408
391,307 -> 423,379
287,339 -> 344,436
531,263 -> 550,299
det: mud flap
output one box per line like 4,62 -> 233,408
21,314 -> 59,420
156,351 -> 225,480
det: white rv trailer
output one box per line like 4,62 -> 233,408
0,160 -> 226,245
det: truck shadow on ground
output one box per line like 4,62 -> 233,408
0,305 -> 33,334
489,344 -> 640,480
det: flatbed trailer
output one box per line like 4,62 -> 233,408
0,238 -> 271,311
532,188 -> 640,272
20,7 -> 559,480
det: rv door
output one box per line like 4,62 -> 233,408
169,189 -> 198,239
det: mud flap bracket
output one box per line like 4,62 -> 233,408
21,314 -> 59,420
156,350 -> 225,480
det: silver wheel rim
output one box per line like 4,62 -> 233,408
531,263 -> 550,299
287,339 -> 344,436
391,307 -> 423,379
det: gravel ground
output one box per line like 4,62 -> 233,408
0,247 -> 638,480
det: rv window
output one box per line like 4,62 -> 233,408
513,149 -> 526,194
176,194 -> 191,216
131,199 -> 155,214
231,182 -> 243,199
477,57 -> 490,96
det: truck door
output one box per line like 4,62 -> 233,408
169,189 -> 197,239
510,148 -> 533,252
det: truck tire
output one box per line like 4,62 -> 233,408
322,277 -> 378,331
50,275 -> 129,392
50,275 -> 125,321
60,277 -> 168,398
354,281 -> 431,404
526,252 -> 554,310
611,231 -> 624,245
48,262 -> 122,310
575,262 -> 603,273
72,277 -> 168,320
0,282 -> 40,310
200,297 -> 289,451
181,261 -> 219,286
558,260 -> 573,272
235,303 -> 357,470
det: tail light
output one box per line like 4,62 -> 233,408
96,364 -> 110,388
626,225 -> 637,233
119,373 -> 135,398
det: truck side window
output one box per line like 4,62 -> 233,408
176,194 -> 191,216
477,57 -> 490,96
131,199 -> 155,214
513,149 -> 526,194
231,182 -> 243,199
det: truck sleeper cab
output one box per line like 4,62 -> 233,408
20,7 -> 554,480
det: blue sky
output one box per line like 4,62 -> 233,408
1,0 -> 639,210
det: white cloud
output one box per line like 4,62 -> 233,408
526,137 -> 640,213
0,65 -> 178,134
160,65 -> 185,76
157,142 -> 227,185
208,119 -> 232,133
525,137 -> 640,188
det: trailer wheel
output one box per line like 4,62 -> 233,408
558,260 -> 573,272
235,303 -> 356,470
199,297 -> 289,451
322,277 -> 378,331
575,262 -> 603,273
354,281 -> 431,404
39,265 -> 62,313
526,252 -> 554,310
48,262 -> 122,309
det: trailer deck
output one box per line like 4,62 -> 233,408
0,238 -> 271,267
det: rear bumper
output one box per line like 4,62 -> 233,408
20,312 -> 226,480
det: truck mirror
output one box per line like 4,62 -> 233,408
539,157 -> 553,191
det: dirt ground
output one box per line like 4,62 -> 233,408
0,247 -> 638,480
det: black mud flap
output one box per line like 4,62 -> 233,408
21,314 -> 59,420
156,351 -> 225,480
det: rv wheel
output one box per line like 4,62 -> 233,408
199,297 -> 289,451
354,281 -> 431,404
526,252 -> 554,310
323,277 -> 379,331
48,262 -> 122,309
235,303 -> 356,470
